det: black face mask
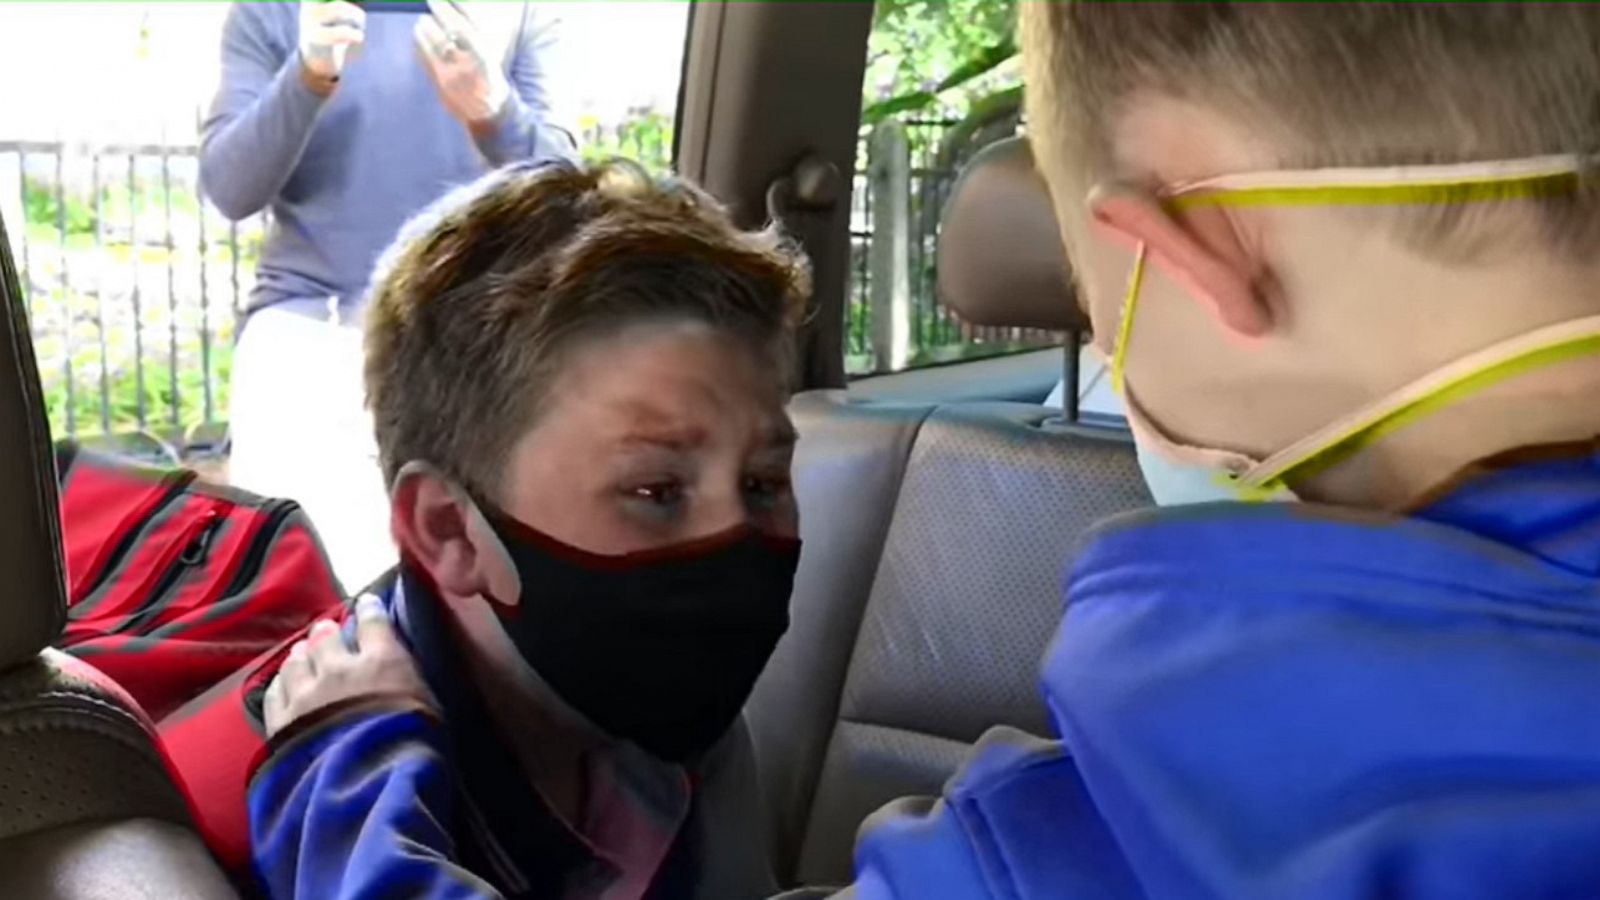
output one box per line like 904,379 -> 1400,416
481,511 -> 800,763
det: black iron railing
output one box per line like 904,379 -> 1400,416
5,115 -> 1053,443
3,139 -> 260,447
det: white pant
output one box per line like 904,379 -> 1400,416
227,306 -> 395,592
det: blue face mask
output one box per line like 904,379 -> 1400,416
1132,439 -> 1267,507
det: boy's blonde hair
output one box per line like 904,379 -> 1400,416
1021,3 -> 1600,255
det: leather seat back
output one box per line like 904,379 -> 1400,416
749,395 -> 1148,886
798,401 -> 1147,884
0,209 -> 237,896
746,134 -> 1150,887
747,394 -> 937,880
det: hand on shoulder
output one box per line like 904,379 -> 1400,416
263,595 -> 437,738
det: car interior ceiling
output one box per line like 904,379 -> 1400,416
0,3 -> 1152,893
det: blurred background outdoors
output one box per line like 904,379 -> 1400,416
0,0 -> 1044,454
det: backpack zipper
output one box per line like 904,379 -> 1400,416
114,507 -> 224,635
108,499 -> 302,641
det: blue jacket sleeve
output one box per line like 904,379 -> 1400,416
248,702 -> 502,900
472,2 -> 578,167
199,3 -> 328,221
844,727 -> 1143,900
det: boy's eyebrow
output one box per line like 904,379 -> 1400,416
616,425 -> 708,451
603,396 -> 705,449
605,396 -> 796,451
616,422 -> 797,452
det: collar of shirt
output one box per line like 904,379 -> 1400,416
390,572 -> 692,899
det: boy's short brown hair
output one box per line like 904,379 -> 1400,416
364,160 -> 811,498
1021,2 -> 1600,254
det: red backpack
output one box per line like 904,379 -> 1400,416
55,442 -> 349,872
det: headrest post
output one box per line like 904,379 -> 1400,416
1062,331 -> 1081,423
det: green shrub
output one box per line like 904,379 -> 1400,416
581,111 -> 674,173
23,176 -> 208,241
44,341 -> 233,440
24,178 -> 95,236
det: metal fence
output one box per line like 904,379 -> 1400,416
2,139 -> 262,450
4,116 -> 1054,445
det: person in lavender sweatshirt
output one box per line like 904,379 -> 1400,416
200,0 -> 576,590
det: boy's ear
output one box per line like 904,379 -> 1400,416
389,467 -> 492,600
1087,184 -> 1272,338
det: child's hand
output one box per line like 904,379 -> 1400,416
263,595 -> 436,738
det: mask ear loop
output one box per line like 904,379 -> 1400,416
1106,240 -> 1269,489
1166,152 -> 1597,197
1156,158 -> 1600,495
1234,314 -> 1600,491
391,459 -> 522,609
1108,242 -> 1147,397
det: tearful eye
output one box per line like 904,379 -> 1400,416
742,474 -> 792,509
632,481 -> 685,507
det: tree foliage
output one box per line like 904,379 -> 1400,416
862,0 -> 1019,124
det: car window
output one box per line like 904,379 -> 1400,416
0,2 -> 689,455
847,0 -> 1055,376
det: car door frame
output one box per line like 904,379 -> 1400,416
675,1 -> 875,393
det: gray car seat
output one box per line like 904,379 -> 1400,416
747,137 -> 1151,888
0,212 -> 237,896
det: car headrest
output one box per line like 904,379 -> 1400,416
936,136 -> 1086,333
0,214 -> 68,669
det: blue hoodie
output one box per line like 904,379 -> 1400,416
854,442 -> 1600,898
